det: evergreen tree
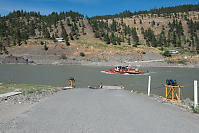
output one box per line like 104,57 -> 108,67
134,19 -> 136,24
65,40 -> 70,46
52,34 -> 56,41
131,27 -> 139,44
61,26 -> 69,41
69,32 -> 74,40
104,33 -> 110,44
139,19 -> 142,24
13,40 -> 17,46
111,19 -> 117,32
196,36 -> 199,54
152,20 -> 155,27
110,33 -> 117,45
16,29 -> 22,46
24,40 -> 27,44
172,32 -> 177,46
44,44 -> 48,51
141,27 -> 144,35
128,37 -> 131,45
82,27 -> 86,35
0,41 -> 2,52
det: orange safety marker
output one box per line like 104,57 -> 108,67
163,85 -> 184,102
67,77 -> 75,88
68,80 -> 75,88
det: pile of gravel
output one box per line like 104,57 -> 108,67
0,88 -> 59,104
153,95 -> 194,112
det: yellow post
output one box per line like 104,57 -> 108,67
178,86 -> 180,101
68,79 -> 75,88
172,87 -> 174,101
68,80 -> 72,88
165,85 -> 168,98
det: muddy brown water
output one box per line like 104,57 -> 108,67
0,64 -> 198,99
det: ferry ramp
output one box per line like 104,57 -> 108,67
1,88 -> 199,133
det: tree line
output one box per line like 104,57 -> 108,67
0,10 -> 84,49
91,4 -> 199,20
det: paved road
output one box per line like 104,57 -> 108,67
1,88 -> 199,133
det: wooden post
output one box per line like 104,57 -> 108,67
148,76 -> 151,96
194,80 -> 198,108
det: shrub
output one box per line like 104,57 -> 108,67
24,40 -> 27,44
192,106 -> 199,113
162,51 -> 171,57
65,41 -> 70,46
133,44 -> 137,47
27,89 -> 34,94
159,47 -> 164,51
40,41 -> 44,45
60,54 -> 67,59
177,59 -> 187,65
44,44 -> 48,51
80,52 -> 85,57
166,60 -> 175,64
166,59 -> 187,65
142,51 -> 146,54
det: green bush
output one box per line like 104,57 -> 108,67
24,40 -> 27,44
142,51 -> 146,54
162,51 -> 171,57
159,47 -> 164,51
133,44 -> 137,47
177,60 -> 187,65
27,89 -> 34,94
166,59 -> 187,65
44,44 -> 48,51
65,41 -> 70,46
166,60 -> 175,64
80,52 -> 85,57
192,106 -> 199,113
40,41 -> 44,45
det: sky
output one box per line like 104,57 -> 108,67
0,0 -> 198,17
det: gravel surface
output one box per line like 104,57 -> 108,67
0,88 -> 59,124
0,88 -> 58,105
1,88 -> 199,133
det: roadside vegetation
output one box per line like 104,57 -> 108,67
166,59 -> 187,65
192,106 -> 199,114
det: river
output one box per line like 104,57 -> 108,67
0,64 -> 198,99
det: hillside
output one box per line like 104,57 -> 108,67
0,4 -> 199,64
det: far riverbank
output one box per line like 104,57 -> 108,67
1,54 -> 199,68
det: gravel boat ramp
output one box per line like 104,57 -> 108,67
0,88 -> 199,133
